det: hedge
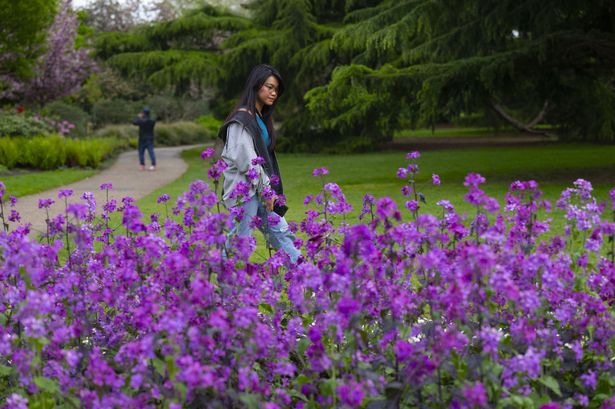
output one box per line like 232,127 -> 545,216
0,135 -> 129,170
95,121 -> 213,146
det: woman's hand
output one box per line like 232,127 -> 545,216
266,195 -> 277,212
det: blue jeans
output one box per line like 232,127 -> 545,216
138,141 -> 156,166
227,195 -> 301,263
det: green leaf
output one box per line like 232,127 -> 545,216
239,393 -> 261,409
0,364 -> 14,377
539,376 -> 562,397
258,303 -> 274,315
152,357 -> 166,376
34,376 -> 61,394
166,355 -> 178,381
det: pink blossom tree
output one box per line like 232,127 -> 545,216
24,0 -> 97,106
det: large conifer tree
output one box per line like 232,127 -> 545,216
306,0 -> 615,143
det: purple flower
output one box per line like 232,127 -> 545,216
397,168 -> 409,178
201,147 -> 215,159
337,381 -> 364,407
38,198 -> 55,209
478,327 -> 502,358
0,181 -> 5,199
376,197 -> 401,221
406,151 -> 420,159
580,370 -> 597,389
58,188 -> 73,198
67,203 -> 88,220
436,199 -> 454,212
5,393 -> 28,409
251,156 -> 265,166
312,167 -> 329,177
208,159 -> 228,181
157,194 -> 170,204
432,173 -> 441,186
394,340 -> 414,361
464,173 -> 486,188
99,183 -> 113,190
8,210 -> 20,223
270,174 -> 280,186
405,200 -> 419,213
610,187 -> 615,210
337,297 -> 361,319
246,167 -> 259,181
462,382 -> 488,408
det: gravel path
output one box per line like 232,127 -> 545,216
13,145 -> 203,237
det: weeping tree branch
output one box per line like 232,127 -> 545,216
490,99 -> 553,136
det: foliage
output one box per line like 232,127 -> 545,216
0,135 -> 128,170
0,0 -> 57,101
94,5 -> 249,97
305,0 -> 615,142
95,121 -> 212,145
0,112 -> 53,137
43,100 -> 91,137
0,152 -> 613,408
91,99 -> 143,127
18,0 -> 97,106
195,114 -> 222,136
80,0 -> 142,32
154,121 -> 211,145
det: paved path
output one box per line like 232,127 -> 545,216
13,145 -> 204,237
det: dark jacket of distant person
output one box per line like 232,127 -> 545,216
132,113 -> 156,143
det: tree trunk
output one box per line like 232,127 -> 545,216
489,99 -> 553,136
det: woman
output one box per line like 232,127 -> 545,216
218,64 -> 301,263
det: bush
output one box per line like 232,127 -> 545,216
92,99 -> 142,127
195,114 -> 222,138
0,111 -> 52,137
145,95 -> 210,122
0,137 -> 19,168
43,100 -> 91,137
0,135 -> 129,170
95,121 -> 210,146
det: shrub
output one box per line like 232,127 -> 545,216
43,100 -> 91,137
195,114 -> 222,138
0,137 -> 19,169
0,135 -> 129,169
94,121 -> 209,146
0,111 -> 52,137
92,99 -> 142,127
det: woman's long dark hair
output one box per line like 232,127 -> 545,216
226,64 -> 285,151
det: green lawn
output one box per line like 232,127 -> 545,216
135,144 -> 615,259
0,168 -> 98,197
394,126 -> 517,138
394,124 -> 557,139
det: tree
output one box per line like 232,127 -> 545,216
94,5 -> 249,97
22,0 -> 97,106
0,0 -> 58,101
305,0 -> 615,143
81,0 -> 141,32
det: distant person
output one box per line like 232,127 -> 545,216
218,64 -> 301,263
132,107 -> 156,171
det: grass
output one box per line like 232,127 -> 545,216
134,143 -> 615,259
394,126 -> 519,138
0,168 -> 98,197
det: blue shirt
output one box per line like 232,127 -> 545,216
256,115 -> 270,148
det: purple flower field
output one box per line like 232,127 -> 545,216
0,152 -> 613,409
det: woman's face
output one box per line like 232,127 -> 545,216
257,75 -> 280,107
